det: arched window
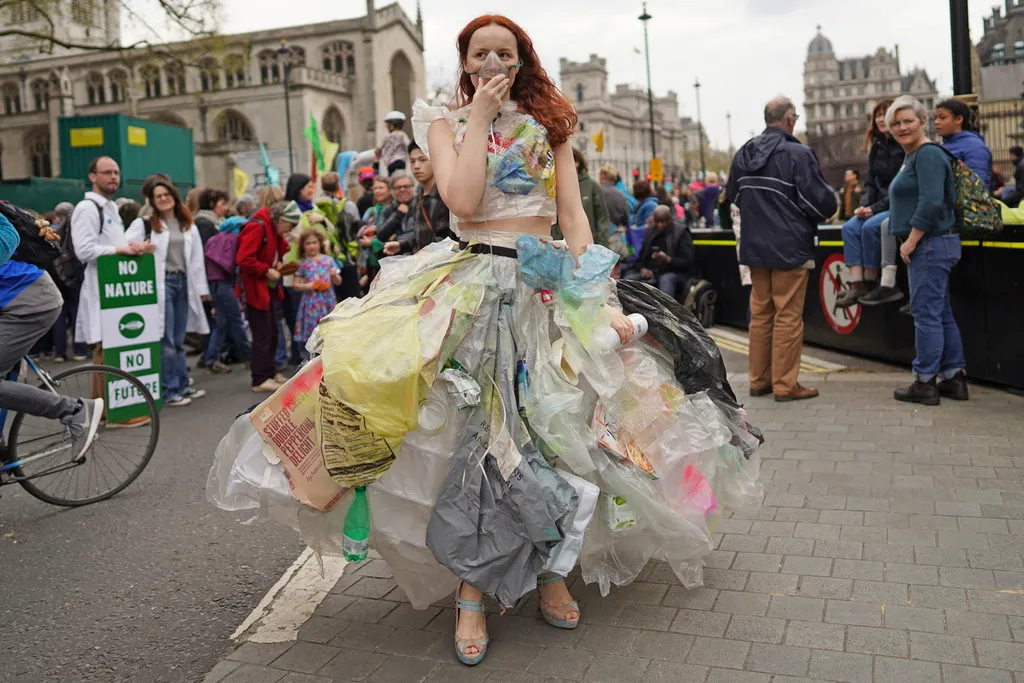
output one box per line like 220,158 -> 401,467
1,82 -> 20,114
198,58 -> 220,92
9,1 -> 42,23
389,51 -> 414,123
140,65 -> 161,98
320,40 -> 354,74
27,129 -> 51,177
165,62 -> 185,95
224,55 -> 246,88
287,46 -> 305,68
322,107 -> 344,146
30,79 -> 48,111
86,72 -> 105,104
258,50 -> 280,84
70,0 -> 93,25
216,110 -> 255,142
576,83 -> 584,103
109,70 -> 128,102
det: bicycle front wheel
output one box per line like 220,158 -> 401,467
7,364 -> 159,506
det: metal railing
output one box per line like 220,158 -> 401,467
977,99 -> 1024,180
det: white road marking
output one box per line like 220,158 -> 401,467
232,548 -> 348,643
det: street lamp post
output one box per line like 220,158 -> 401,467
949,0 -> 972,95
694,78 -> 706,180
639,3 -> 657,161
279,40 -> 295,176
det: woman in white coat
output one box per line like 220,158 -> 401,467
126,179 -> 210,407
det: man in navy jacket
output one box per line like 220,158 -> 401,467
726,96 -> 837,402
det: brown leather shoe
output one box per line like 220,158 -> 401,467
749,385 -> 772,397
775,385 -> 819,402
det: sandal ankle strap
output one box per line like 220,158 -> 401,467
538,572 -> 566,585
456,598 -> 485,612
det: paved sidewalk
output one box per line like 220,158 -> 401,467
206,370 -> 1024,683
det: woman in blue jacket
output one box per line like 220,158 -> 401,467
935,98 -> 992,186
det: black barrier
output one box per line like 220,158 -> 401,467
692,225 -> 1024,390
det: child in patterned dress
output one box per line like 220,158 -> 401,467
292,229 -> 341,360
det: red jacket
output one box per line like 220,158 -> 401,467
236,207 -> 289,311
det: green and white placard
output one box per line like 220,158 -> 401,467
97,254 -> 162,421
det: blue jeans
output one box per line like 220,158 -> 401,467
204,281 -> 251,366
908,234 -> 965,382
162,273 -> 190,399
841,211 -> 889,269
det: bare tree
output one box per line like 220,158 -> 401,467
0,0 -> 219,55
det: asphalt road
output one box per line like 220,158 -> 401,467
0,360 -> 302,683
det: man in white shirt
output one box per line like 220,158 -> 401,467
70,157 -> 153,423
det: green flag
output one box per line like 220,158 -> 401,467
303,115 -> 324,174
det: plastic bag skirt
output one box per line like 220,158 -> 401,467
208,231 -> 764,611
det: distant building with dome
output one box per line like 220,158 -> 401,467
803,27 -> 938,137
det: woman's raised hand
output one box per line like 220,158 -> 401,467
470,75 -> 509,125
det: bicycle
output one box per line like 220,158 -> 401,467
0,357 -> 159,506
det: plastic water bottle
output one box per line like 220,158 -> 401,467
342,486 -> 370,562
593,314 -> 649,350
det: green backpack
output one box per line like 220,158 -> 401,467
926,143 -> 1003,239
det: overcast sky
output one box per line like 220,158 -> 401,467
216,0 -> 996,152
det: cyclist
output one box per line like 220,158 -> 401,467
0,212 -> 103,461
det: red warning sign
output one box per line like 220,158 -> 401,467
819,253 -> 861,335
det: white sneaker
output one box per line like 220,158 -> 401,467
67,398 -> 104,462
165,395 -> 193,407
184,387 -> 207,400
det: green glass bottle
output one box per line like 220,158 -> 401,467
342,486 -> 370,563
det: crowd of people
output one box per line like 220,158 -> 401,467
21,133 -> 462,404
13,76 -> 996,417
17,117 -> 727,415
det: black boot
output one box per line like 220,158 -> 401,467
836,281 -> 866,309
937,372 -> 969,401
859,285 -> 904,306
894,377 -> 940,405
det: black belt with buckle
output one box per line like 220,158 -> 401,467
457,240 -> 518,259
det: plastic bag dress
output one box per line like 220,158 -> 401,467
208,96 -> 763,611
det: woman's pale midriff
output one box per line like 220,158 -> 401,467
458,216 -> 553,238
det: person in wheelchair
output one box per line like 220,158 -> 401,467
0,213 -> 102,461
621,205 -> 695,301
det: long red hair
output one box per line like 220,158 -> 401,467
455,15 -> 577,147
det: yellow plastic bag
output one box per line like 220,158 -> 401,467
320,300 -> 424,439
319,248 -> 476,441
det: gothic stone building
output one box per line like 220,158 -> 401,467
802,28 -> 937,184
0,0 -> 425,191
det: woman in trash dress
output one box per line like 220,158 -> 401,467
209,13 -> 763,669
310,15 -> 762,666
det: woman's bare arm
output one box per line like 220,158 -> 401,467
552,142 -> 593,260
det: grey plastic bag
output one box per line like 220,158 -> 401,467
426,298 -> 579,609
